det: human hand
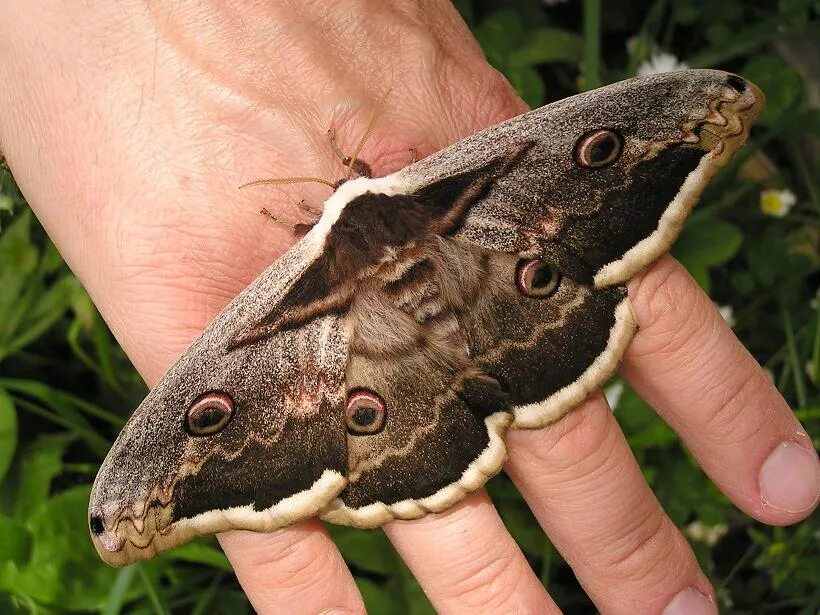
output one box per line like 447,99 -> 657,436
1,1 -> 817,613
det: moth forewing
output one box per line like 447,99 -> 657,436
90,69 -> 764,566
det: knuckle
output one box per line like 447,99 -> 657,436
602,510 -> 679,584
628,258 -> 714,363
445,549 -> 533,612
523,394 -> 616,474
701,365 -> 770,446
468,67 -> 526,126
244,529 -> 339,592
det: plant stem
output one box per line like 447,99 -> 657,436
583,0 -> 601,90
782,305 -> 808,408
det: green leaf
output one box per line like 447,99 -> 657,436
13,433 -> 74,520
0,194 -> 13,217
497,497 -> 544,559
357,577 -> 394,615
0,514 -> 32,564
474,9 -> 524,65
507,28 -> 583,67
616,385 -> 678,450
330,526 -> 393,575
1,485 -> 119,611
506,65 -> 545,108
0,390 -> 17,484
0,213 -> 37,352
741,56 -> 805,125
3,274 -> 83,359
162,541 -> 232,572
673,218 -> 743,292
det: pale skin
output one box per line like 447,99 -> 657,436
1,1 -> 818,613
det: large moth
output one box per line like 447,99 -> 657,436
90,70 -> 764,566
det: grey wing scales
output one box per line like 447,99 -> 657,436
394,69 -> 762,428
400,69 -> 763,287
90,70 -> 764,564
89,240 -> 353,566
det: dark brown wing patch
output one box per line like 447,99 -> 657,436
464,249 -> 626,408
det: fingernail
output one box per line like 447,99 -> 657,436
759,441 -> 820,514
662,587 -> 716,615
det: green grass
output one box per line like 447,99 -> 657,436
2,0 -> 819,613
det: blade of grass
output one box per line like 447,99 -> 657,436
0,378 -> 125,426
103,565 -> 138,615
788,141 -> 820,216
781,305 -> 807,408
582,0 -> 601,89
688,19 -> 819,67
66,318 -> 133,400
0,390 -> 17,483
138,566 -> 170,615
12,397 -> 110,457
190,572 -> 226,615
539,536 -> 555,588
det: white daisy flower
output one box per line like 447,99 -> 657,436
717,304 -> 735,328
637,51 -> 689,76
760,188 -> 797,218
686,521 -> 728,546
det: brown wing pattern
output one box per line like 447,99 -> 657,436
90,70 -> 764,563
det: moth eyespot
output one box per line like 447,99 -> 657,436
345,389 -> 386,435
726,75 -> 747,93
574,129 -> 623,168
516,259 -> 561,298
185,392 -> 234,436
89,514 -> 105,536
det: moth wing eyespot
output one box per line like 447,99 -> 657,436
574,129 -> 623,168
185,392 -> 234,436
345,388 -> 386,435
726,74 -> 747,93
89,514 -> 105,535
515,259 -> 561,298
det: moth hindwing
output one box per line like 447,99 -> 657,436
90,69 -> 764,566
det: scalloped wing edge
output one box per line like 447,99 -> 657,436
593,81 -> 764,288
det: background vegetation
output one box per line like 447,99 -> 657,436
1,0 -> 818,612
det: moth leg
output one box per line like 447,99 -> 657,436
408,147 -> 418,164
260,207 -> 314,237
295,198 -> 324,218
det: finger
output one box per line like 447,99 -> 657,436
506,394 -> 717,615
623,256 -> 820,523
218,520 -> 365,614
384,491 -> 559,614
